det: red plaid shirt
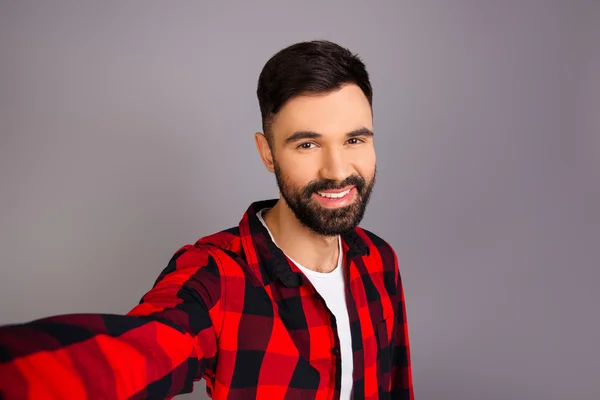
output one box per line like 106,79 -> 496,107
0,199 -> 413,399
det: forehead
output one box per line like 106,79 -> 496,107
271,84 -> 373,138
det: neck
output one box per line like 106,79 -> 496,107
263,198 -> 339,273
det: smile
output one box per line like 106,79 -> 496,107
317,189 -> 352,199
312,187 -> 356,208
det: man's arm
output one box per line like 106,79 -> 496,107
0,244 -> 222,399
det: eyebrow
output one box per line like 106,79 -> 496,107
284,127 -> 374,145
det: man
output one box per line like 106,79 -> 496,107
0,40 -> 412,400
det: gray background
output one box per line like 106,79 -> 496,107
1,1 -> 598,399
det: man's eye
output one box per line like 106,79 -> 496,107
347,138 -> 364,145
298,142 -> 315,149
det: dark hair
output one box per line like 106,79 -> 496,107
257,40 -> 373,146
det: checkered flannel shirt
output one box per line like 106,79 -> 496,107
0,199 -> 413,399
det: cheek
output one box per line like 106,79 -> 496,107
354,149 -> 376,179
279,158 -> 318,187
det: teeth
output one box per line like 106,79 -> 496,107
318,189 -> 351,199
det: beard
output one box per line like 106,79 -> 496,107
273,162 -> 376,237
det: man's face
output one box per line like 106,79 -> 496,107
268,84 -> 376,236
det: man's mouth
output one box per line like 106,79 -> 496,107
316,187 -> 353,199
312,186 -> 356,207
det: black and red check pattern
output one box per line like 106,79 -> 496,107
0,199 -> 413,399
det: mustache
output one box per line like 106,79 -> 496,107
302,175 -> 366,198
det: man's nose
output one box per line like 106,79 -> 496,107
319,148 -> 352,183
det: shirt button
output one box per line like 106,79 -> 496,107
332,348 -> 340,357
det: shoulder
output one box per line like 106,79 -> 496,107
194,226 -> 240,251
152,227 -> 242,286
354,227 -> 401,294
355,227 -> 398,264
357,227 -> 393,248
177,226 -> 242,263
172,226 -> 245,274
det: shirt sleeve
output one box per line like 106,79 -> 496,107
0,244 -> 222,400
390,248 -> 414,399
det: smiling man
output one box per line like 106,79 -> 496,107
0,40 -> 413,400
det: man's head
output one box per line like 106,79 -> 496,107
255,40 -> 376,237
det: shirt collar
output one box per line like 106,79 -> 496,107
238,199 -> 370,288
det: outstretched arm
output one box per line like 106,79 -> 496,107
0,245 -> 222,399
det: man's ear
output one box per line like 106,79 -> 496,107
254,132 -> 275,173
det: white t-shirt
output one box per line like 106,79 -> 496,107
257,209 -> 353,399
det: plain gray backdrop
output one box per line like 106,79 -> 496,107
1,1 -> 598,399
